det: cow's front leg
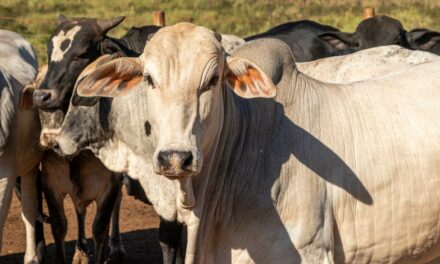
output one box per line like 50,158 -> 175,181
93,183 -> 119,264
109,179 -> 125,263
43,186 -> 67,264
0,161 -> 16,254
159,217 -> 184,264
15,170 -> 46,264
72,208 -> 89,264
20,167 -> 42,264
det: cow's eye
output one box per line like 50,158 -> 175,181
201,75 -> 219,92
144,73 -> 155,88
209,75 -> 219,86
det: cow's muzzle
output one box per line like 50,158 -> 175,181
52,134 -> 80,158
154,148 -> 200,178
33,89 -> 59,109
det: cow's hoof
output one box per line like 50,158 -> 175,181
36,240 -> 46,263
72,248 -> 89,264
24,253 -> 41,264
109,242 -> 125,263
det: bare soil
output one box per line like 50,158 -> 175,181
0,188 -> 162,263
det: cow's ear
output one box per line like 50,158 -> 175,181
58,14 -> 68,24
97,16 -> 125,34
100,39 -> 126,56
20,85 -> 35,110
225,56 -> 276,98
319,32 -> 353,50
76,57 -> 143,98
76,54 -> 119,84
407,30 -> 440,51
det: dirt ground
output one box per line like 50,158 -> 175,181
0,188 -> 162,263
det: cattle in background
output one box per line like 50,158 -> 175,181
220,34 -> 245,53
407,28 -> 440,55
245,20 -> 350,61
319,15 -> 410,52
31,15 -> 182,263
298,45 -> 439,83
0,30 -> 43,264
66,23 -> 440,263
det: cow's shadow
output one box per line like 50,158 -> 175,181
204,98 -> 372,263
0,228 -> 162,264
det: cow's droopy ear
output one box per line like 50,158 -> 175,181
20,64 -> 49,110
76,54 -> 121,83
76,57 -> 143,98
225,56 -> 276,98
19,84 -> 35,110
319,32 -> 354,50
407,29 -> 440,51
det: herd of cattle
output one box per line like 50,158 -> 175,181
1,12 -> 440,264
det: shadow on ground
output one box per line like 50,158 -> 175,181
0,228 -> 162,264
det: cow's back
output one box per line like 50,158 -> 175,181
298,45 -> 439,83
0,30 -> 37,86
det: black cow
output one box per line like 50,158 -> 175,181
407,28 -> 440,55
245,20 -> 350,62
31,15 -> 182,264
319,15 -> 411,52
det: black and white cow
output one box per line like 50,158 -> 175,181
33,15 -> 159,110
318,15 -> 411,52
30,15 -> 182,264
244,19 -> 350,62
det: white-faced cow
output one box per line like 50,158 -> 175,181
64,23 -> 440,263
0,30 -> 43,264
31,15 -> 182,263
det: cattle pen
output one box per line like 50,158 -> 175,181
1,0 -> 440,263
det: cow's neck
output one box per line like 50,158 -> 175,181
190,67 -> 330,261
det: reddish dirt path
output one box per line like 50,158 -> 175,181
0,188 -> 162,263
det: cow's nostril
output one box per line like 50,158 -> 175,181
52,141 -> 60,152
181,152 -> 193,169
34,91 -> 52,105
158,151 -> 169,168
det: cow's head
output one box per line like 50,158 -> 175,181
319,15 -> 410,51
71,23 -> 275,181
33,15 -> 125,110
406,28 -> 440,55
51,54 -> 118,156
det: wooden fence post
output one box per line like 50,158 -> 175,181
363,7 -> 375,19
153,10 -> 166,27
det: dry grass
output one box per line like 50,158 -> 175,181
1,0 -> 439,64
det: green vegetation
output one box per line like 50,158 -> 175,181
1,0 -> 439,64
